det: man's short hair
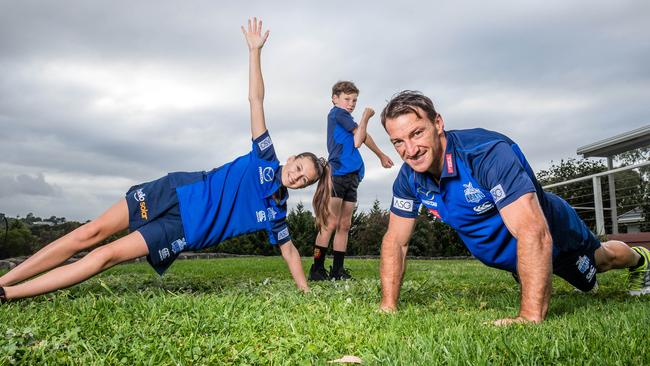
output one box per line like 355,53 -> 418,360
332,81 -> 359,97
380,90 -> 438,128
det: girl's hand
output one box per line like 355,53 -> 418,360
241,17 -> 269,50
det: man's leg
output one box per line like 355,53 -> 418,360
309,197 -> 343,281
0,199 -> 129,287
596,240 -> 650,295
330,200 -> 355,280
1,231 -> 148,301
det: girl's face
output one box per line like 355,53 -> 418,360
282,156 -> 319,189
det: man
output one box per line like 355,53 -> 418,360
378,90 -> 650,325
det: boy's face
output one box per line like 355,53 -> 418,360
332,92 -> 358,113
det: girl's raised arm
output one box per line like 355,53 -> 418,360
241,17 -> 270,140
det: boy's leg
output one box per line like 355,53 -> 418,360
2,231 -> 148,301
0,199 -> 129,287
309,197 -> 343,280
331,200 -> 355,279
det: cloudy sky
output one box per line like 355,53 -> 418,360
1,0 -> 649,221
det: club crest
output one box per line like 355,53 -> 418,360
463,182 -> 485,203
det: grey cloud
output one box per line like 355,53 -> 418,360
0,173 -> 61,198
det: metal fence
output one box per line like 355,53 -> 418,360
542,161 -> 650,235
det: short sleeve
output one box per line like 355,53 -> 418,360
390,164 -> 422,218
268,219 -> 291,245
471,142 -> 537,210
335,109 -> 358,132
252,130 -> 278,162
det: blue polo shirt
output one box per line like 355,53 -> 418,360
327,106 -> 365,180
170,130 -> 291,250
390,128 -> 599,272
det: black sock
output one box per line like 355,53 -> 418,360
333,250 -> 345,272
313,245 -> 328,268
631,252 -> 646,270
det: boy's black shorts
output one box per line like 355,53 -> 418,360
331,173 -> 360,202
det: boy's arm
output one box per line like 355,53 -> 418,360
364,133 -> 395,168
353,108 -> 374,148
279,240 -> 309,292
241,18 -> 270,140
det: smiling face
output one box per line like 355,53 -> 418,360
385,109 -> 446,178
332,92 -> 358,113
281,155 -> 319,189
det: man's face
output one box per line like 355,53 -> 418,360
385,110 -> 445,177
332,92 -> 358,113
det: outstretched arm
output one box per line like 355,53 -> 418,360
364,133 -> 395,168
279,240 -> 309,292
494,192 -> 552,325
380,213 -> 416,311
241,17 -> 270,140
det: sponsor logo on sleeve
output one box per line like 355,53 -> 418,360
277,227 -> 289,240
258,136 -> 273,151
393,197 -> 414,212
463,182 -> 485,203
490,184 -> 506,203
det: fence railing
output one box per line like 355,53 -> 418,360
542,161 -> 650,236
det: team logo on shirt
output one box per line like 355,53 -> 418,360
393,197 -> 413,212
463,182 -> 485,203
133,188 -> 149,220
256,210 -> 267,222
278,227 -> 289,240
472,202 -> 494,214
490,184 -> 506,203
259,166 -> 275,183
267,207 -> 277,220
170,237 -> 187,254
258,136 -> 273,151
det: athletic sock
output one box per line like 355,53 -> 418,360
630,252 -> 646,270
313,245 -> 328,268
332,250 -> 346,272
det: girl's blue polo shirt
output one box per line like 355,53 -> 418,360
171,130 -> 291,250
390,128 -> 599,272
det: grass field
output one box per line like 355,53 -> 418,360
1,257 -> 649,365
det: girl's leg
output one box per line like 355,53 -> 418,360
2,231 -> 148,300
0,199 -> 130,286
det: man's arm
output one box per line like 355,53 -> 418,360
241,18 -> 270,140
279,240 -> 309,292
496,192 -> 553,325
363,133 -> 395,168
353,108 -> 374,148
380,213 -> 416,311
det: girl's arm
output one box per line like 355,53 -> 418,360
241,18 -> 270,140
279,240 -> 309,292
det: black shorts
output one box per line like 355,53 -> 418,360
331,173 -> 360,202
552,246 -> 599,292
126,175 -> 186,275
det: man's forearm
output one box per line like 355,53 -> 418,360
517,231 -> 552,321
380,238 -> 406,310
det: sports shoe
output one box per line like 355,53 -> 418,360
329,266 -> 352,280
308,264 -> 330,281
627,246 -> 650,296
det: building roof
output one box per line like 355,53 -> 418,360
577,125 -> 650,158
617,207 -> 645,224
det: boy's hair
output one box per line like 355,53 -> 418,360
380,90 -> 438,128
331,81 -> 359,97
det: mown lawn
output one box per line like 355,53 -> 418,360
1,257 -> 648,365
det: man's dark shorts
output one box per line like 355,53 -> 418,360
553,245 -> 600,292
331,172 -> 360,202
126,175 -> 186,275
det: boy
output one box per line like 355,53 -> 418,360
309,81 -> 394,280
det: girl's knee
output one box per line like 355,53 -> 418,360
73,222 -> 103,243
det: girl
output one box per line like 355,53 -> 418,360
0,18 -> 330,302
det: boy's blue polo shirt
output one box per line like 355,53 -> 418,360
390,128 -> 599,272
327,106 -> 365,180
170,130 -> 291,250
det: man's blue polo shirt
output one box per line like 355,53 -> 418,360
327,106 -> 365,180
390,128 -> 600,272
170,130 -> 291,250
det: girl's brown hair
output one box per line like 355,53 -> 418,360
296,152 -> 332,230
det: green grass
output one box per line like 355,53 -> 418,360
1,258 -> 648,365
